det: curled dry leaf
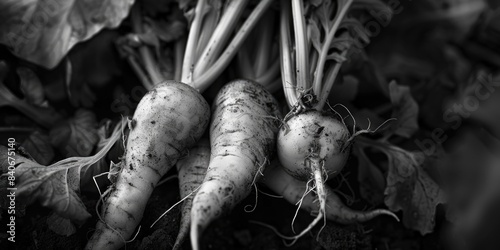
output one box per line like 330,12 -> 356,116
356,136 -> 446,235
0,121 -> 125,225
381,145 -> 446,235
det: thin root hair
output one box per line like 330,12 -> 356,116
150,185 -> 201,228
244,183 -> 260,213
126,225 -> 141,243
93,174 -> 111,224
292,180 -> 313,233
325,101 -> 349,131
245,158 -> 268,213
93,186 -> 129,249
345,117 -> 397,145
257,188 -> 284,198
332,103 -> 356,133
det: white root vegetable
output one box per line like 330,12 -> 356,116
173,139 -> 211,250
86,81 -> 210,250
190,79 -> 282,250
276,110 -> 352,240
261,162 -> 398,225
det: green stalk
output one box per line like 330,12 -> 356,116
291,0 -> 310,91
193,0 -> 273,92
181,0 -> 207,84
312,0 -> 353,106
193,0 -> 249,79
280,0 -> 298,108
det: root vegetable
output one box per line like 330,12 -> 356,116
262,162 -> 398,225
278,110 -> 351,181
276,109 -> 351,240
190,79 -> 282,250
86,81 -> 210,250
173,139 -> 211,250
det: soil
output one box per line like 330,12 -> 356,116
0,164 -> 447,250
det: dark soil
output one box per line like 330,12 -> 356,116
0,167 -> 447,250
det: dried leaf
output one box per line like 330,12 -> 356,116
381,145 -> 446,235
50,109 -> 98,157
0,120 -> 123,222
389,81 -> 419,138
21,131 -> 54,165
0,0 -> 135,68
0,146 -> 91,223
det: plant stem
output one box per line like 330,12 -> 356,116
312,0 -> 353,100
193,0 -> 273,92
0,83 -> 63,129
316,49 -> 348,110
195,6 -> 220,60
131,5 -> 163,85
181,0 -> 206,84
127,56 -> 153,90
280,0 -> 298,108
291,0 -> 309,91
193,0 -> 249,79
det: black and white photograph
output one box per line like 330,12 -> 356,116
0,0 -> 499,249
